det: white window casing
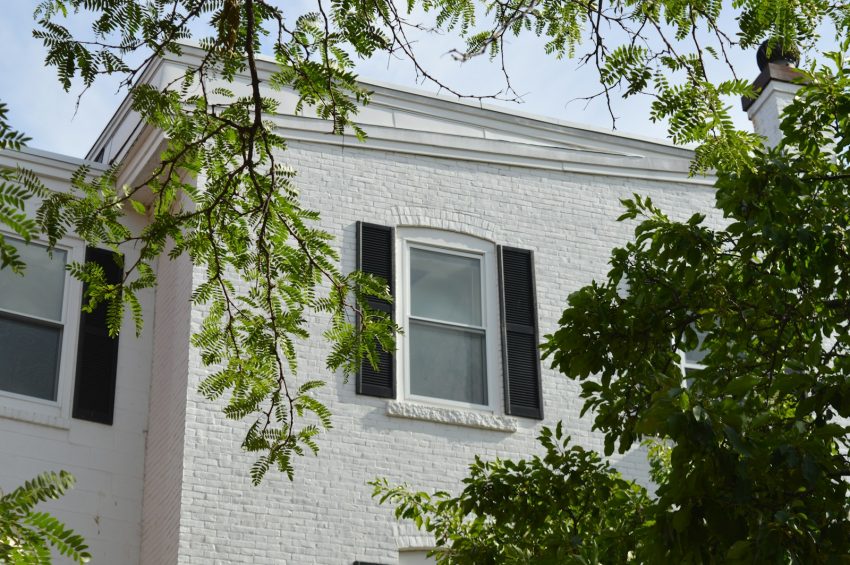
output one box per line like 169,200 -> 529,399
397,227 -> 501,413
0,232 -> 85,424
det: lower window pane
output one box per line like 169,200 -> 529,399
0,316 -> 61,401
410,320 -> 486,405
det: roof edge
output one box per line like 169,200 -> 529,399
1,146 -> 108,176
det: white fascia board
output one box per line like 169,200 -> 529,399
85,55 -> 168,163
0,147 -> 107,181
271,114 -> 713,185
155,44 -> 694,159
89,44 -> 707,186
362,82 -> 694,160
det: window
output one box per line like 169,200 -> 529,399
403,235 -> 499,409
0,234 -> 121,426
356,222 -> 543,420
679,326 -> 708,380
0,236 -> 83,411
398,550 -> 437,564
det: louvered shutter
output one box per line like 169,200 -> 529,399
498,246 -> 543,419
356,222 -> 395,398
72,247 -> 122,425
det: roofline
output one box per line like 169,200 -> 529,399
358,79 -> 690,155
87,43 -> 707,186
85,56 -> 163,162
1,147 -> 107,180
172,42 -> 691,157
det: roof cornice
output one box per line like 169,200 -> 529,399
0,147 -> 107,181
87,43 -> 709,186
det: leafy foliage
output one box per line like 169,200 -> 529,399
0,471 -> 90,564
0,102 -> 49,272
542,51 -> 850,562
376,52 -> 850,564
373,424 -> 650,564
29,0 -> 401,484
8,0 -> 848,485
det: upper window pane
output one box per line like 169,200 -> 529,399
0,239 -> 66,321
410,247 -> 481,326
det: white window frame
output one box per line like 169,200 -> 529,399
397,228 -> 501,412
0,231 -> 85,422
681,354 -> 706,375
678,326 -> 707,384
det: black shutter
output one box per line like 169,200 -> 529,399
72,247 -> 122,425
499,246 -> 543,419
356,222 -> 395,398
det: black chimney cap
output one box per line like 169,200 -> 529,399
756,40 -> 800,71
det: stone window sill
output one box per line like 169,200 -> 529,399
386,400 -> 517,432
0,402 -> 71,430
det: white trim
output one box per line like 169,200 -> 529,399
0,232 -> 85,424
162,43 -> 693,155
0,148 -> 107,181
272,115 -> 711,185
397,228 -> 501,413
87,43 -> 714,186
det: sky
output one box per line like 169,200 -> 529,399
0,2 -> 810,158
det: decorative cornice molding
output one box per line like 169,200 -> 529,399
86,44 -> 713,187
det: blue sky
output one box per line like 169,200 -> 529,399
0,2 -> 788,157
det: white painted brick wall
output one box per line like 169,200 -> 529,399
0,149 -> 154,564
171,140 -> 719,564
746,80 -> 801,148
0,234 -> 155,565
139,249 -> 193,565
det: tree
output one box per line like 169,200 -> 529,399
373,424 -> 651,564
0,102 -> 44,272
0,471 -> 90,564
0,0 -> 844,484
374,48 -> 850,563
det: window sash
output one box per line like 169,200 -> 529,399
0,232 -> 83,415
0,240 -> 67,322
408,243 -> 484,328
408,320 -> 487,405
0,313 -> 63,401
403,236 -> 495,410
408,314 -> 485,332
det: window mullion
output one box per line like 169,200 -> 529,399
408,315 -> 484,332
0,309 -> 64,329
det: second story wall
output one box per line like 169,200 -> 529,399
172,135 -> 718,565
0,149 -> 155,564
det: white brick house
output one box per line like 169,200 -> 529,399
0,45 -> 790,564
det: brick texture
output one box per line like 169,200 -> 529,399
173,140 -> 719,564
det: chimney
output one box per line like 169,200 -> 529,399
741,41 -> 803,147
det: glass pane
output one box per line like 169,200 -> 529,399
684,329 -> 709,365
409,321 -> 486,405
410,247 -> 481,326
0,239 -> 66,321
399,551 -> 437,565
0,316 -> 61,401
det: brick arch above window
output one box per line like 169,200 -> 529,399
392,206 -> 498,242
